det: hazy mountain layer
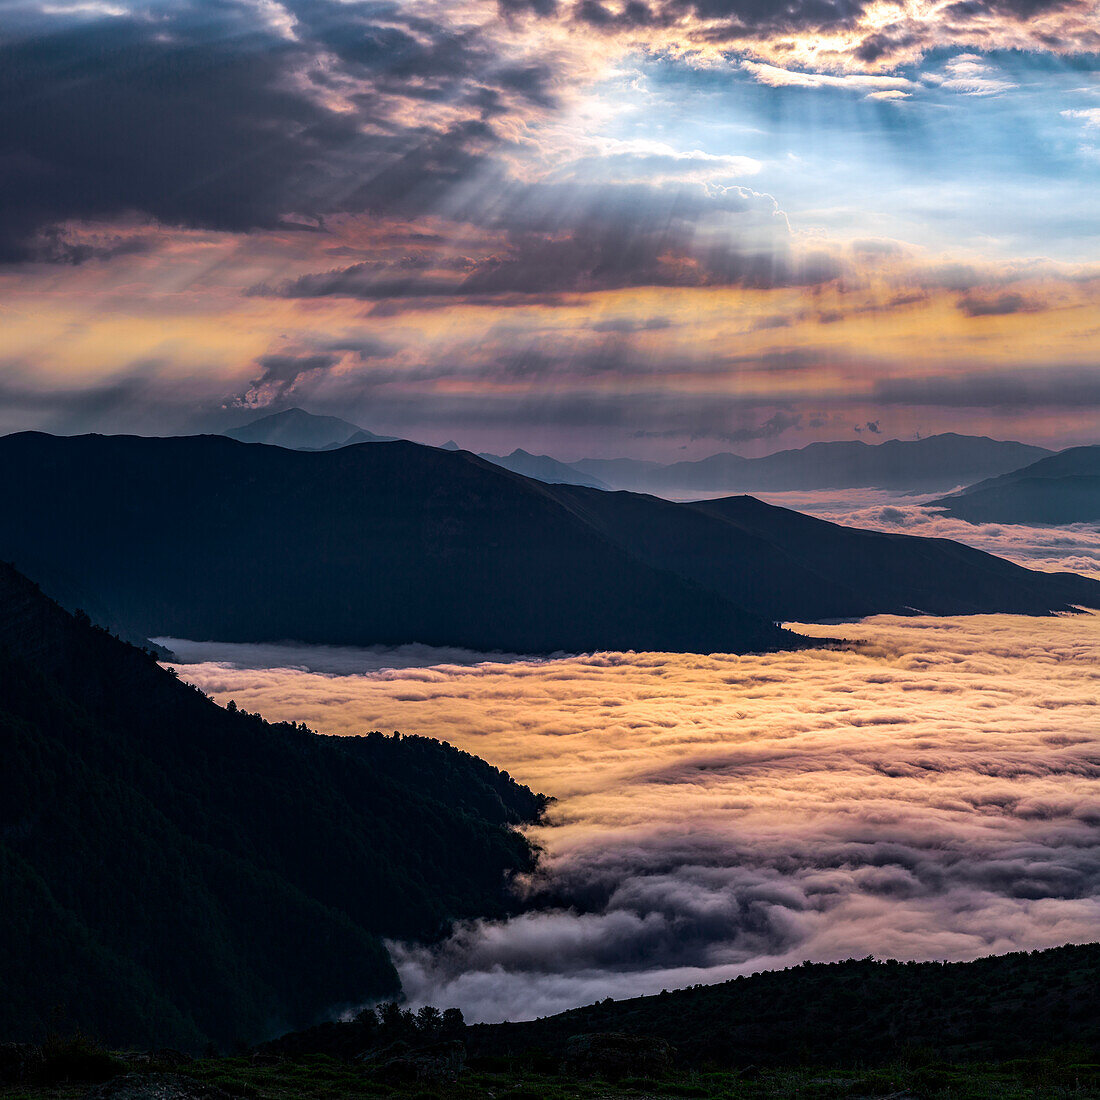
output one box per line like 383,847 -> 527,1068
224,407 -> 372,450
933,445 -> 1100,523
476,448 -> 609,489
574,433 -> 1053,493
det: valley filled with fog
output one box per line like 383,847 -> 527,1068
165,509 -> 1100,1022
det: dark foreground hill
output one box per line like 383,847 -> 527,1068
0,432 -> 790,654
933,445 -> 1100,524
471,943 -> 1100,1067
235,943 -> 1100,1099
224,408 -> 605,488
0,433 -> 1097,656
0,563 -> 544,1050
2,945 -> 1097,1098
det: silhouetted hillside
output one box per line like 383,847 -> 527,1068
575,434 -> 1053,493
0,433 -> 793,655
933,445 -> 1100,523
0,434 -> 1095,658
0,563 -> 545,1050
470,943 -> 1100,1067
543,485 -> 1100,618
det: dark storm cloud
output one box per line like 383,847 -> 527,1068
511,0 -> 1092,61
317,336 -> 403,361
956,292 -> 1042,316
0,0 -> 835,308
265,189 -> 834,302
251,353 -> 342,386
0,0 -> 527,261
1,1 -> 339,258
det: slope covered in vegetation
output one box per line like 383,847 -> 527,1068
0,563 -> 545,1050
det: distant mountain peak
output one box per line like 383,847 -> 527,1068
225,406 -> 366,450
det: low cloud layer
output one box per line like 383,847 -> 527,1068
170,606 -> 1100,1022
745,491 -> 1100,581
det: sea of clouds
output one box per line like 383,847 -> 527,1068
165,608 -> 1100,1023
750,491 -> 1100,580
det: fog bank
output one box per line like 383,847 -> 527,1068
170,611 -> 1100,1022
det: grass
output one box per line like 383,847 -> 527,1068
4,1049 -> 1100,1100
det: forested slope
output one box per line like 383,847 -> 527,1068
0,564 -> 544,1050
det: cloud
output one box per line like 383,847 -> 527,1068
0,0 -> 553,260
318,336 -> 402,362
266,225 -> 831,301
234,351 -> 342,407
508,0 -> 1100,78
717,410 -> 802,443
589,316 -> 673,333
1062,108 -> 1100,129
956,292 -> 1039,316
168,608 -> 1100,1022
740,62 -> 914,95
263,189 -> 832,302
553,143 -> 762,185
873,369 -> 1100,408
930,53 -> 1017,96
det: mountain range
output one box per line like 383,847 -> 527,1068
574,433 -> 1054,494
224,409 -> 1053,495
933,445 -> 1100,524
0,562 -> 543,1049
0,432 -> 1096,659
224,408 -> 606,488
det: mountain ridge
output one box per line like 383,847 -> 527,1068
0,433 -> 1096,658
573,433 -> 1054,494
932,444 -> 1100,523
0,431 -> 794,655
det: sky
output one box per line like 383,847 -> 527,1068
165,607 -> 1100,1022
1,0 -> 1099,457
